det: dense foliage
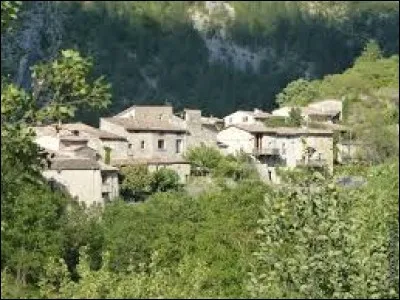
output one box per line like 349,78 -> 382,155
276,40 -> 399,108
119,165 -> 181,201
249,162 -> 399,298
276,40 -> 399,163
186,145 -> 259,180
1,2 -> 399,299
31,49 -> 112,124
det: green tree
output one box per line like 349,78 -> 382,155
287,107 -> 303,127
120,164 -> 152,201
185,145 -> 223,170
276,78 -> 320,107
355,39 -> 383,64
150,168 -> 181,193
31,49 -> 112,125
249,166 -> 399,298
1,184 -> 67,286
38,248 -> 211,299
1,1 -> 21,32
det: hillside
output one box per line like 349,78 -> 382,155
1,2 -> 399,298
1,1 -> 399,125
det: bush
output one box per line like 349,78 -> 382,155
150,168 -> 181,193
119,165 -> 182,201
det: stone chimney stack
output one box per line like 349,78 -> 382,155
184,109 -> 202,123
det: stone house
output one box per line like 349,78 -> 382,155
33,125 -> 120,206
303,99 -> 342,124
100,105 -> 191,182
181,109 -> 221,149
60,123 -> 129,162
223,108 -> 271,127
217,122 -> 334,183
272,100 -> 342,124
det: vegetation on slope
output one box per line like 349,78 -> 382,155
1,2 -> 399,299
1,1 -> 399,124
276,40 -> 399,163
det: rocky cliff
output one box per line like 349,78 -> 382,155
1,1 -> 398,124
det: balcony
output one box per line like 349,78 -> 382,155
252,147 -> 280,156
296,158 -> 327,168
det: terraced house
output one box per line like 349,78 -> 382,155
32,103 -> 338,205
217,122 -> 334,183
33,125 -> 120,206
100,105 -> 192,183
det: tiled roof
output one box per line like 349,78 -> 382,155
47,158 -> 100,170
104,117 -> 188,132
230,123 -> 276,133
229,123 -> 333,136
253,111 -> 271,119
114,105 -> 173,117
111,157 -> 188,166
59,136 -> 89,142
201,116 -> 224,125
303,107 -> 340,117
276,127 -> 333,136
226,110 -> 271,119
61,123 -> 127,140
33,123 -> 126,141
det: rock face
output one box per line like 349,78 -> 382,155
189,1 -> 268,73
1,1 -> 65,89
1,1 -> 398,124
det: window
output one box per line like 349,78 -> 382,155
282,142 -> 286,155
176,139 -> 182,153
158,139 -> 165,150
128,143 -> 133,156
140,140 -> 145,149
243,116 -> 248,122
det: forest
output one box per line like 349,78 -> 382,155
1,1 -> 399,299
1,1 -> 399,125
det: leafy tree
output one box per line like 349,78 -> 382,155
1,83 -> 44,208
214,153 -> 258,181
1,184 -> 67,286
287,107 -> 303,127
31,49 -> 112,125
38,249 -> 211,299
120,164 -> 152,201
150,168 -> 181,192
185,145 -> 223,170
120,165 -> 181,200
1,1 -> 21,32
355,39 -> 383,64
59,201 -> 104,279
276,78 -> 320,107
249,165 -> 399,298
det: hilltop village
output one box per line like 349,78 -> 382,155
32,99 -> 354,206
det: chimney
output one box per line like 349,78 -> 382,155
184,109 -> 202,123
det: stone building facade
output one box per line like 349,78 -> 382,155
217,122 -> 334,183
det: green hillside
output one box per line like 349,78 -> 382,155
1,1 -> 399,124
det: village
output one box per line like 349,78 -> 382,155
31,99 -> 356,207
